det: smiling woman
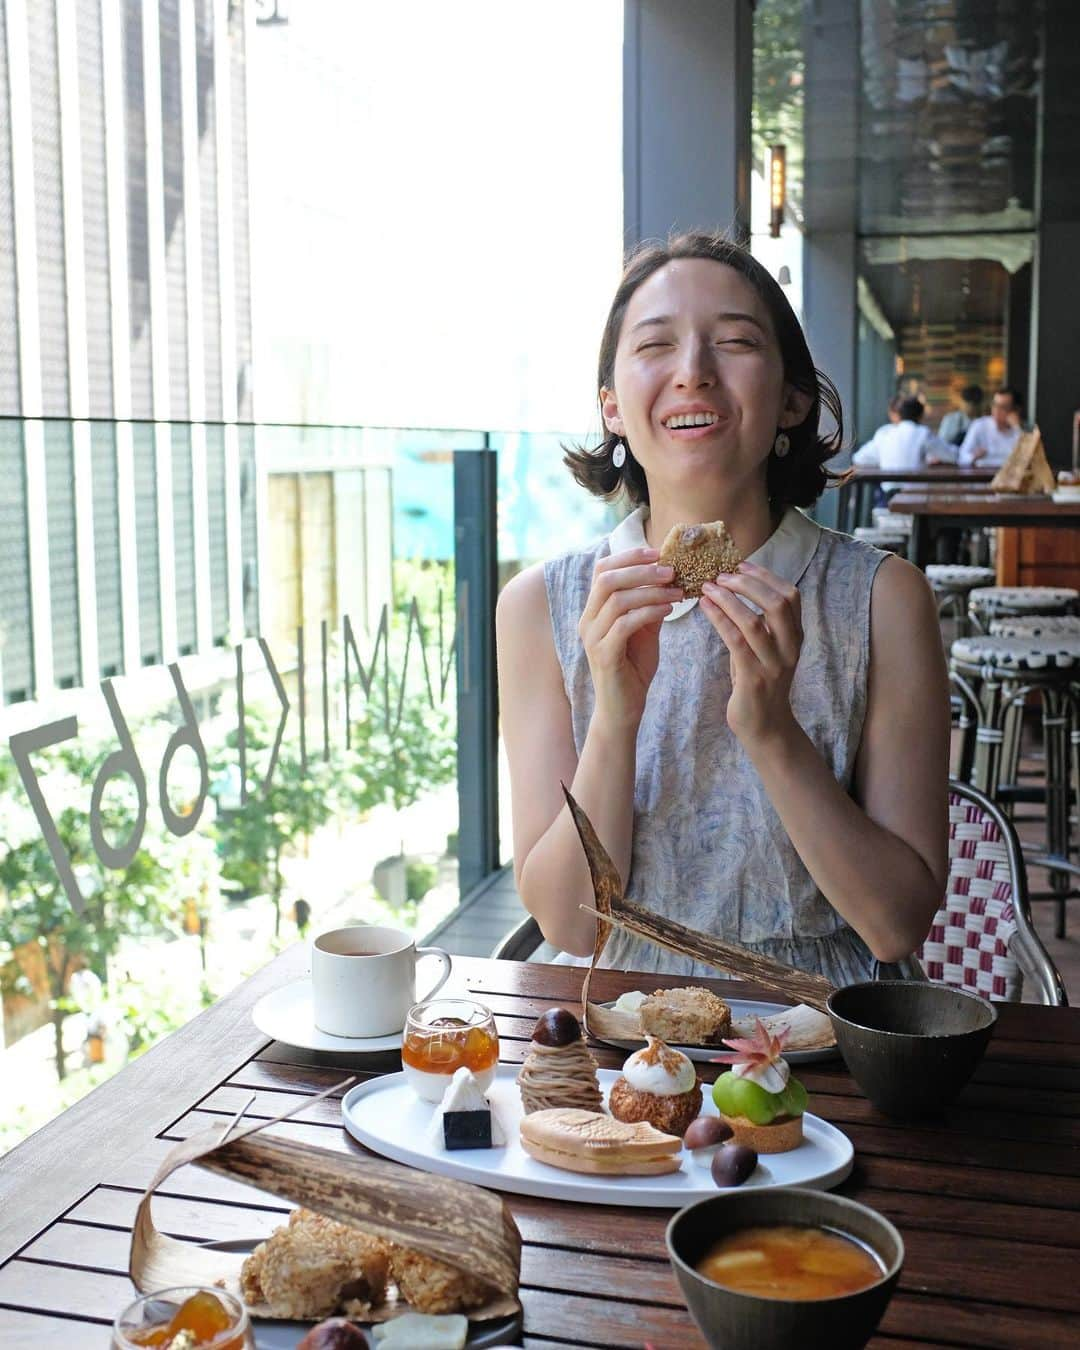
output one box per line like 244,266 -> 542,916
496,230 -> 951,985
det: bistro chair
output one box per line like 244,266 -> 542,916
950,633 -> 1080,937
918,781 -> 1067,1006
492,784 -> 1066,1006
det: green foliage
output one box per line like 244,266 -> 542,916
0,741 -> 175,1080
212,710 -> 340,934
405,860 -> 438,902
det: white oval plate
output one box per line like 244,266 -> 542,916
252,979 -> 403,1054
594,998 -> 837,1064
342,1065 -> 852,1208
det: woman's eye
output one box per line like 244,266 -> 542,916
637,341 -> 670,351
717,337 -> 756,347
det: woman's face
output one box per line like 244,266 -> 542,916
602,258 -> 805,498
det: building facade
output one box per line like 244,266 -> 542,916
0,0 -> 258,707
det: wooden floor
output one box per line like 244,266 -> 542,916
430,727 -> 1080,1006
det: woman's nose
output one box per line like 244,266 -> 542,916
674,337 -> 717,388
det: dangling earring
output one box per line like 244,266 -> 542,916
612,438 -> 627,469
773,431 -> 791,458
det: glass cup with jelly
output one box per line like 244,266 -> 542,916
112,1287 -> 253,1349
401,997 -> 499,1101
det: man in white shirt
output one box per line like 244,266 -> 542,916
853,397 -> 956,489
958,387 -> 1024,466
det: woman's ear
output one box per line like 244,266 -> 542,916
778,385 -> 813,430
600,386 -> 624,437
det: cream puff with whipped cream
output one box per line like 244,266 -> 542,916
608,1035 -> 702,1137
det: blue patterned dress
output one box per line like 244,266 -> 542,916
543,505 -> 923,985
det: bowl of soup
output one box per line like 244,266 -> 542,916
827,981 -> 996,1118
666,1189 -> 903,1350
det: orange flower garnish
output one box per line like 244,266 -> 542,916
709,1017 -> 790,1070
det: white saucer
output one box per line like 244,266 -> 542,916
252,978 -> 404,1053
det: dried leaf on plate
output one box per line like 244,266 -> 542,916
129,1081 -> 520,1323
560,785 -> 837,1022
730,1003 -> 835,1051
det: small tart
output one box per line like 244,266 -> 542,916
719,1112 -> 804,1154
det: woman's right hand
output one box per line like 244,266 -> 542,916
578,547 -> 683,732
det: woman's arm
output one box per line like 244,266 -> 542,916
702,557 -> 949,964
496,552 -> 678,955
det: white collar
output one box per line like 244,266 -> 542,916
608,505 -> 821,621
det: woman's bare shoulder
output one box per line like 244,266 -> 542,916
869,553 -> 937,628
496,561 -> 550,631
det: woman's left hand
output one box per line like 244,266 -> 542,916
700,561 -> 803,748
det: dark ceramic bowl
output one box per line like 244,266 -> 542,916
827,981 -> 996,1118
666,1188 -> 903,1350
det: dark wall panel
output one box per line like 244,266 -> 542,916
0,0 -> 21,415
133,424 -> 161,663
28,0 -> 69,415
159,0 -> 189,420
91,423 -> 123,677
77,0 -> 113,418
196,0 -> 222,420
45,424 -> 79,687
230,12 -> 252,420
239,428 -> 257,636
0,425 -> 32,701
172,423 -> 197,653
206,425 -> 228,642
123,0 -> 153,418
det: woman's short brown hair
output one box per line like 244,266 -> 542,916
563,230 -> 845,511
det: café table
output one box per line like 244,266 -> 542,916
837,466 -> 996,533
1,946 -> 1079,1348
888,490 -> 1080,569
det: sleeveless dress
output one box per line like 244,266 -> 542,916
543,504 -> 923,986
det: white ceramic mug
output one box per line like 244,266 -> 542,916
311,924 -> 452,1038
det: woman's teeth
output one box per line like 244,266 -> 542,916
665,412 -> 719,429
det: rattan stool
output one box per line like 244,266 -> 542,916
872,508 -> 913,533
853,526 -> 908,554
989,615 -> 1080,639
926,565 -> 996,637
968,586 -> 1079,634
951,633 -> 1080,936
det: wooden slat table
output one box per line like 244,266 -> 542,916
889,491 -> 1080,569
836,466 -> 995,532
2,950 -> 1079,1348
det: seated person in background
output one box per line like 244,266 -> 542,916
958,386 -> 1024,466
938,384 -> 983,447
497,231 -> 949,985
852,397 -> 955,489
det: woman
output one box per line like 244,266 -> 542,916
496,232 -> 949,983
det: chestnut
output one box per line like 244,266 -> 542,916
532,1007 -> 582,1047
297,1318 -> 367,1349
683,1116 -> 733,1150
711,1143 -> 759,1188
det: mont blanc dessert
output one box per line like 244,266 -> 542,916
711,1018 -> 807,1154
517,1008 -> 603,1115
608,1035 -> 702,1137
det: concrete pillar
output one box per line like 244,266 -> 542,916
623,0 -> 752,248
801,0 -> 859,526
